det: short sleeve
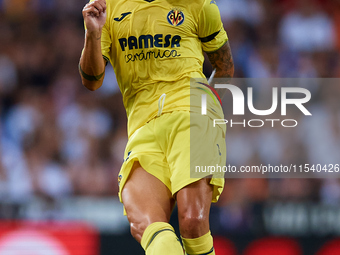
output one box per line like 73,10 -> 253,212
198,0 -> 228,53
101,22 -> 112,63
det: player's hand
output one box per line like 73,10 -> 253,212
82,0 -> 107,36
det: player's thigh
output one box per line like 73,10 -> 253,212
168,112 -> 226,199
121,161 -> 175,242
176,178 -> 213,238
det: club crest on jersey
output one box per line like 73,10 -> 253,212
167,8 -> 184,26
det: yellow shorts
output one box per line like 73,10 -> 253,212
118,110 -> 226,205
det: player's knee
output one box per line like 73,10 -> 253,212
129,221 -> 148,243
179,213 -> 208,237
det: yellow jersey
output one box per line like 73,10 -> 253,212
91,0 -> 228,137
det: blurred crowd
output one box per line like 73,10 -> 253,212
0,0 -> 127,204
0,0 -> 340,232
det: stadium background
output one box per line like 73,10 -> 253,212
0,0 -> 340,254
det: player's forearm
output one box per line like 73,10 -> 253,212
79,30 -> 106,91
206,41 -> 234,98
208,41 -> 234,78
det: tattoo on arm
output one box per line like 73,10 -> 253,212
207,41 -> 234,79
79,64 -> 105,81
206,41 -> 234,98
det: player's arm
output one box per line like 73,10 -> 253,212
79,0 -> 107,91
206,41 -> 234,97
198,0 -> 234,98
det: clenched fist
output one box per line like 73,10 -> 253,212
82,0 -> 107,35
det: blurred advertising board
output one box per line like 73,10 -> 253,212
0,221 -> 99,255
